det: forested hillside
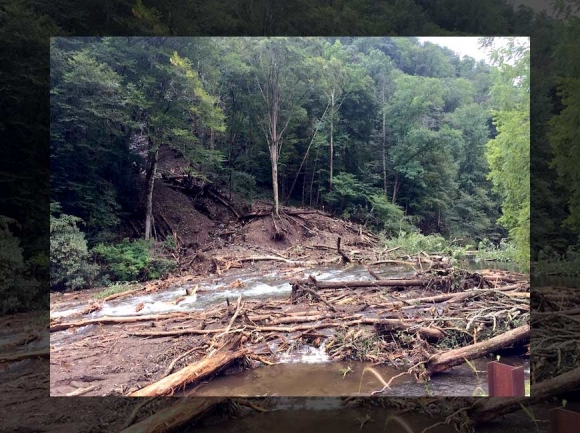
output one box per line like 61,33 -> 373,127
48,36 -> 530,290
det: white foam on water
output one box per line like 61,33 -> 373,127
51,308 -> 83,319
94,293 -> 200,317
277,340 -> 330,364
242,282 -> 292,297
307,271 -> 340,281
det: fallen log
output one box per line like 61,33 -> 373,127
120,397 -> 225,433
50,312 -> 191,332
127,327 -> 233,338
370,259 -> 418,266
246,317 -> 444,341
425,324 -> 530,376
383,287 -> 526,311
65,384 -> 98,396
0,348 -> 49,362
102,287 -> 146,302
129,336 -> 247,397
216,255 -> 303,265
315,278 -> 433,289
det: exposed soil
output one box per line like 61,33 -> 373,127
141,171 -> 379,277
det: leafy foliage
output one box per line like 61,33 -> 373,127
50,204 -> 98,291
92,239 -> 176,282
325,173 -> 410,233
483,38 -> 530,264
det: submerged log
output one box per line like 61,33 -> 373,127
129,336 -> 247,397
425,324 -> 530,376
120,397 -> 225,433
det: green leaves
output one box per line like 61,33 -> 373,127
484,39 -> 530,264
50,206 -> 98,290
92,239 -> 176,282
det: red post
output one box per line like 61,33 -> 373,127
550,407 -> 580,433
487,361 -> 525,397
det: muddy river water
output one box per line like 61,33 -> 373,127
50,260 -> 530,397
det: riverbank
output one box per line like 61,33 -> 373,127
49,260 -> 529,398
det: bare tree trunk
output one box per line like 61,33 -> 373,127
329,92 -> 335,192
271,148 -> 279,215
392,172 -> 399,205
144,147 -> 159,240
310,145 -> 319,207
382,110 -> 388,195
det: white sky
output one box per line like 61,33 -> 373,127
417,37 -> 530,65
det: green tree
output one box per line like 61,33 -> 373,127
246,37 -> 309,215
482,37 -> 530,263
50,203 -> 98,290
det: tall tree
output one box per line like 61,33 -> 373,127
247,37 -> 308,215
481,37 -> 530,262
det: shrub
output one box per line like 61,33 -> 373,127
0,218 -> 33,311
325,173 -> 412,234
382,231 -> 451,256
92,238 -> 176,282
50,205 -> 99,291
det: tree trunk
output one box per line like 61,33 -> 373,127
271,145 -> 279,215
382,109 -> 388,195
130,335 -> 246,397
392,172 -> 399,205
145,147 -> 159,240
310,145 -> 319,207
425,324 -> 530,376
329,92 -> 335,192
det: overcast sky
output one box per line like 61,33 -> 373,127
416,37 -> 530,65
416,0 -> 553,65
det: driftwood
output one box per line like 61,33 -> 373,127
247,317 -> 444,341
425,324 -> 530,376
129,336 -> 247,397
0,348 -> 49,362
337,237 -> 351,263
65,384 -> 98,396
127,328 -> 231,338
50,312 -> 190,332
315,278 -> 432,289
120,397 -> 225,433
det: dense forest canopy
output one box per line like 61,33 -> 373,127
49,37 -> 529,262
